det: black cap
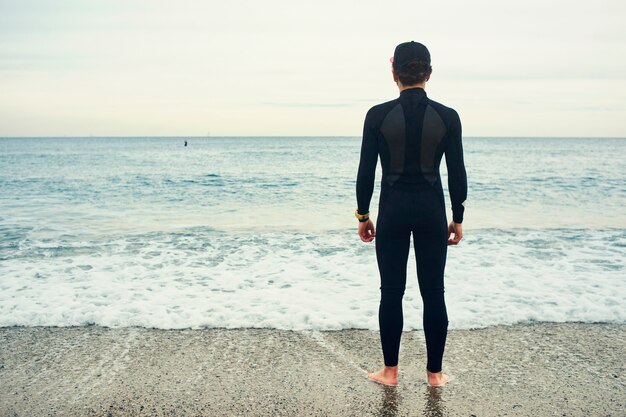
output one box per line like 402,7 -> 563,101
391,41 -> 430,69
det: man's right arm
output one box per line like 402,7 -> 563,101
444,109 -> 467,224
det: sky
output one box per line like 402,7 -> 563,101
1,0 -> 625,137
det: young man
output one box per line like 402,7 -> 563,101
355,41 -> 467,387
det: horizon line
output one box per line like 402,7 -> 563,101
1,135 -> 626,139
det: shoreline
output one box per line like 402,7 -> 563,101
1,322 -> 624,416
1,318 -> 623,330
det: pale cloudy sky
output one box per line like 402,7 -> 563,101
1,0 -> 625,137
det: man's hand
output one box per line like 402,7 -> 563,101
358,219 -> 376,242
447,221 -> 463,245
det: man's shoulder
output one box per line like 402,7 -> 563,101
365,98 -> 400,128
426,97 -> 460,124
364,98 -> 401,125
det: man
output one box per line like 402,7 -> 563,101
355,41 -> 467,387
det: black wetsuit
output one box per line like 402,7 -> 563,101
356,87 -> 467,372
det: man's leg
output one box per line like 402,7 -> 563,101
375,195 -> 411,367
413,206 -> 449,373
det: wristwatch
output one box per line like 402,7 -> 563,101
355,209 -> 370,222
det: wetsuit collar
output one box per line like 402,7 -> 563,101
399,87 -> 426,97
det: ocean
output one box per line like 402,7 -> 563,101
0,136 -> 624,330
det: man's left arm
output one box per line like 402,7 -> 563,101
356,109 -> 378,216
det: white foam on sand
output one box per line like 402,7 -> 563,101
0,226 -> 624,330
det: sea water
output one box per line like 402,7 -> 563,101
0,137 -> 624,330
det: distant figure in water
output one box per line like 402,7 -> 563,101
184,140 -> 188,147
356,41 -> 467,387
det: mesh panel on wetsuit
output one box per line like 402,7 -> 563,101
379,103 -> 405,186
379,98 -> 447,187
421,104 -> 447,184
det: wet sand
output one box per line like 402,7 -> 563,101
0,323 -> 624,416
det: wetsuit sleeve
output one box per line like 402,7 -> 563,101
356,109 -> 378,215
444,110 -> 467,224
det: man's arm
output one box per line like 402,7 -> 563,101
444,109 -> 467,224
356,109 -> 378,215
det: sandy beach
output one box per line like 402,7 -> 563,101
0,323 -> 624,416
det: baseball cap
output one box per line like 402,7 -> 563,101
390,41 -> 431,69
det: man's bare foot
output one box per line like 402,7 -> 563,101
426,370 -> 449,387
367,365 -> 398,386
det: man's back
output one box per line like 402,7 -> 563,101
356,87 -> 467,224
